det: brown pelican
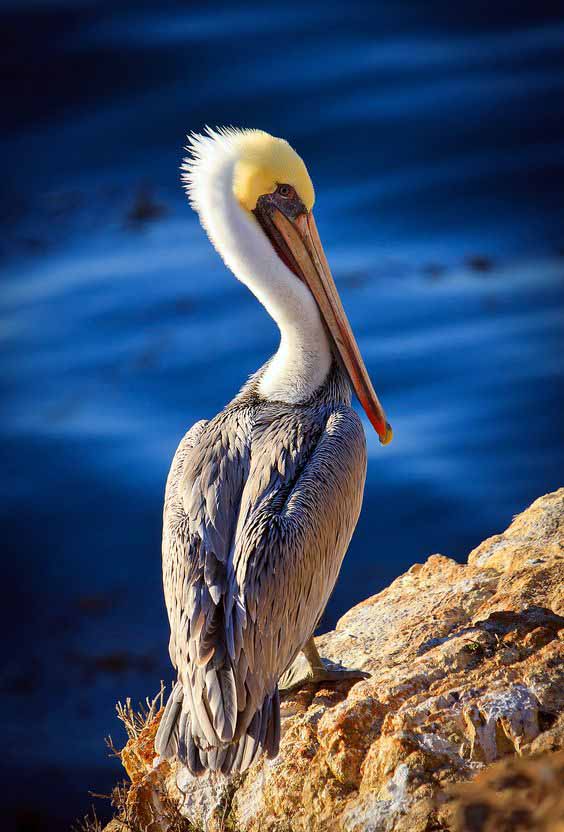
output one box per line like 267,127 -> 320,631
154,128 -> 392,776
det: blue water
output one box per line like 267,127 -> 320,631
2,2 -> 563,829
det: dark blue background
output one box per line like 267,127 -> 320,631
2,2 -> 563,829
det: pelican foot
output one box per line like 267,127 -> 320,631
278,638 -> 369,693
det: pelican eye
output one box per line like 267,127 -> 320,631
277,184 -> 296,199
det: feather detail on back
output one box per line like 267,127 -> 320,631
157,362 -> 366,775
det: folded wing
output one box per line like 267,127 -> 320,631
156,401 -> 366,774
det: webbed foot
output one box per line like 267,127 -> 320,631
278,637 -> 369,693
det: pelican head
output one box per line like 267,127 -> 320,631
181,127 -> 392,445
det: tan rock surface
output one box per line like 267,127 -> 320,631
104,489 -> 564,831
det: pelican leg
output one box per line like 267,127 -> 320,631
278,637 -> 369,693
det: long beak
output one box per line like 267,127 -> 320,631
271,209 -> 392,445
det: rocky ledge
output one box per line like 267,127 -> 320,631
103,489 -> 563,832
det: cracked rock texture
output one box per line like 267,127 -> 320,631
104,489 -> 564,831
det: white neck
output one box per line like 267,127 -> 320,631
184,133 -> 332,403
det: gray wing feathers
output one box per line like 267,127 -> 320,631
206,665 -> 237,741
154,680 -> 183,759
161,410 -> 259,770
158,402 -> 366,776
233,406 -> 366,692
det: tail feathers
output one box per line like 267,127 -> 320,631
155,682 -> 281,776
154,681 -> 184,759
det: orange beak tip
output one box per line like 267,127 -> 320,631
379,422 -> 393,446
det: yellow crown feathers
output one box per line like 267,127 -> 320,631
232,130 -> 315,212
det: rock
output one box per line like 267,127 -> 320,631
445,749 -> 564,831
102,489 -> 564,831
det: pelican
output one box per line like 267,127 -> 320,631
154,127 -> 392,776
